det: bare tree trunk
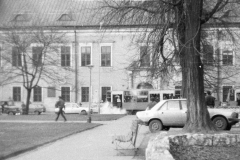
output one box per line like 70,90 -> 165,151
25,88 -> 32,115
176,1 -> 187,98
182,0 -> 216,132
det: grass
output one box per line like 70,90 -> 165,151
0,113 -> 126,121
0,113 -> 126,160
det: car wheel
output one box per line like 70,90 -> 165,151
81,110 -> 87,115
212,116 -> 228,130
149,120 -> 163,133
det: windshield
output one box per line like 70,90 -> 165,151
150,100 -> 167,111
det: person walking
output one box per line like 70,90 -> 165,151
236,93 -> 240,107
205,91 -> 215,108
55,96 -> 67,122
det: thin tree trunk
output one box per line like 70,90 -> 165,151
25,89 -> 32,115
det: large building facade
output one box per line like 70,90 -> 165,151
0,0 -> 240,111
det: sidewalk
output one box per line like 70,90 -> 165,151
8,115 -> 150,160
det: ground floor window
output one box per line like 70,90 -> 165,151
223,86 -> 235,102
33,86 -> 42,102
81,87 -> 89,102
61,87 -> 70,102
102,87 -> 111,102
13,87 -> 21,101
175,86 -> 182,98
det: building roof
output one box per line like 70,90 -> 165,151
0,0 -> 240,29
0,0 -> 105,29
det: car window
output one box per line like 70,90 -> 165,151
167,101 -> 180,110
72,104 -> 78,108
159,102 -> 168,110
181,100 -> 187,110
65,104 -> 71,108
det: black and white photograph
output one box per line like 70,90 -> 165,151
1,0 -> 240,160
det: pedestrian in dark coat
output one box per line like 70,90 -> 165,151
236,93 -> 240,107
205,91 -> 215,108
55,96 -> 67,122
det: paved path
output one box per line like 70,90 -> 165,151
8,115 -> 150,160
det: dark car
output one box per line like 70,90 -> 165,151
22,104 -> 45,115
0,101 -> 21,115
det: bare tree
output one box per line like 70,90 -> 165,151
0,26 -> 74,114
97,0 -> 240,132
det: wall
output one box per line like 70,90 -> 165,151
146,131 -> 240,160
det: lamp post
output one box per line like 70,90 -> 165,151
87,65 -> 94,123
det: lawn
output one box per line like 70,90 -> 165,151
0,114 -> 126,160
0,113 -> 126,121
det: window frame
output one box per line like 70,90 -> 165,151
202,44 -> 214,65
139,44 -> 151,67
222,49 -> 234,66
81,87 -> 89,102
60,45 -> 72,67
166,100 -> 181,110
33,86 -> 42,102
61,86 -> 71,102
222,85 -> 235,102
79,43 -> 92,67
12,46 -> 22,67
101,86 -> 112,102
32,45 -> 44,67
100,43 -> 112,67
12,86 -> 21,102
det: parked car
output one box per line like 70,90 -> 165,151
22,104 -> 45,115
0,101 -> 21,115
55,103 -> 91,115
136,99 -> 239,133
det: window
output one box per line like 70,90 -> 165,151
160,102 -> 168,110
13,87 -> 21,101
58,14 -> 73,21
102,87 -> 111,102
101,46 -> 111,66
61,46 -> 71,66
81,87 -> 89,102
202,45 -> 214,65
167,101 -> 180,110
47,87 -> 56,97
32,46 -> 43,66
137,91 -> 148,102
12,47 -> 22,67
81,46 -> 91,66
175,86 -> 182,98
223,86 -> 235,102
180,100 -> 187,110
124,91 -> 133,103
61,87 -> 70,102
140,46 -> 150,67
33,86 -> 42,102
222,50 -> 233,65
